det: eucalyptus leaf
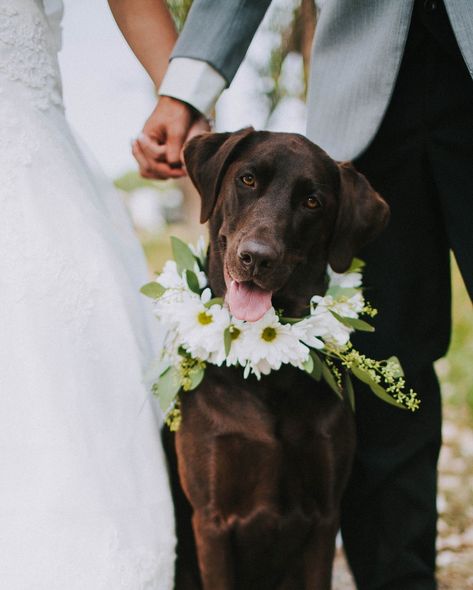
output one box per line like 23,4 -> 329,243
223,327 -> 232,357
204,297 -> 224,308
188,365 -> 205,390
185,270 -> 201,294
345,372 -> 356,412
154,367 -> 181,412
280,316 -> 306,325
347,317 -> 375,332
177,346 -> 189,358
386,356 -> 404,377
330,311 -> 375,332
140,282 -> 166,299
309,350 -> 323,381
171,236 -> 198,274
348,257 -> 365,273
302,354 -> 314,374
351,365 -> 405,409
325,286 -> 359,299
322,362 -> 343,399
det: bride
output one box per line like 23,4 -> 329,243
0,1 -> 204,587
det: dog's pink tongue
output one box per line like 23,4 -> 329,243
227,281 -> 273,322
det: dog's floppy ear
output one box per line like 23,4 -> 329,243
329,162 -> 390,273
184,127 -> 255,223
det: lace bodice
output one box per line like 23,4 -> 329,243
0,0 -> 63,110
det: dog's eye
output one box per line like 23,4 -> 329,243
241,174 -> 255,187
305,195 -> 322,210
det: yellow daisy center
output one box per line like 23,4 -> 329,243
229,325 -> 241,340
261,326 -> 277,342
197,311 -> 213,325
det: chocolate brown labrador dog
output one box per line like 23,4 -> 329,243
166,128 -> 389,590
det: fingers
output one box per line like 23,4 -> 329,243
131,139 -> 152,177
133,97 -> 210,180
137,132 -> 167,162
132,139 -> 186,180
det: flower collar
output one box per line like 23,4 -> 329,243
142,237 -> 419,430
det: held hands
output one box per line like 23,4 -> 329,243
132,96 -> 210,180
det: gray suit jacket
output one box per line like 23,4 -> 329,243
172,0 -> 473,160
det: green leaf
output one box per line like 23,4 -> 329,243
348,257 -> 365,273
325,286 -> 359,299
345,372 -> 356,412
386,356 -> 404,377
154,367 -> 181,412
188,365 -> 205,390
351,365 -> 405,409
204,297 -> 224,308
223,327 -> 232,356
309,350 -> 323,381
302,354 -> 314,374
185,269 -> 201,294
330,311 -> 375,332
177,346 -> 189,358
322,361 -> 343,399
171,236 -> 197,274
140,282 -> 166,299
346,317 -> 375,332
280,316 -> 307,325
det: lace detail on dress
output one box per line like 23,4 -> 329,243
0,1 -> 63,110
0,101 -> 40,195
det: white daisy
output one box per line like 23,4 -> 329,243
243,309 -> 310,377
223,320 -> 252,367
311,296 -> 353,346
331,292 -> 365,318
158,259 -> 208,290
291,316 -> 325,350
189,235 -> 207,267
158,260 -> 185,289
176,299 -> 230,361
327,267 -> 362,288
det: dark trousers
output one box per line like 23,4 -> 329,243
340,2 -> 473,589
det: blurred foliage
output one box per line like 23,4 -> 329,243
165,0 -> 317,119
166,0 -> 193,31
261,0 -> 316,115
115,170 -> 158,192
435,260 -> 473,418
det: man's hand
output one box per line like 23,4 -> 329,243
132,96 -> 210,180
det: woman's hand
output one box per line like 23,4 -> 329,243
132,96 -> 211,180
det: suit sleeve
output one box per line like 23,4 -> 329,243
170,0 -> 273,85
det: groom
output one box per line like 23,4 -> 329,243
136,1 -> 473,588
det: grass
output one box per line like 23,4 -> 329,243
435,259 -> 473,419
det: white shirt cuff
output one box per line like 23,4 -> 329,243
159,58 -> 227,117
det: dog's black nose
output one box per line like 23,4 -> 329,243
238,240 -> 279,273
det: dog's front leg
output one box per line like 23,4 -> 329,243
192,509 -> 235,590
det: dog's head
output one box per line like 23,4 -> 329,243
184,128 -> 389,320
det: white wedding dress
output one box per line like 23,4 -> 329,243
0,1 -> 175,588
